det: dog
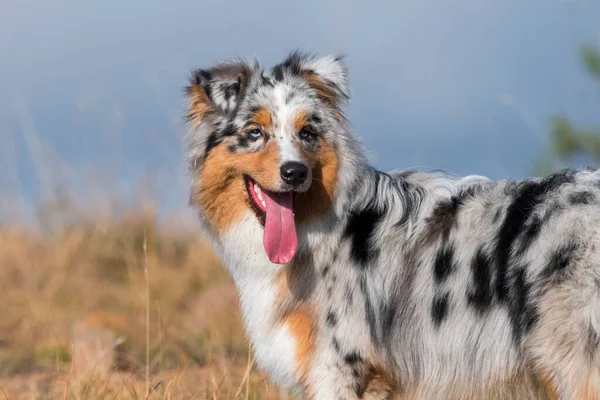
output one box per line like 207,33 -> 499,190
184,51 -> 600,399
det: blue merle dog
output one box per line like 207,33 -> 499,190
185,51 -> 600,399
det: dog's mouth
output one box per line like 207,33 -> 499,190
244,176 -> 298,265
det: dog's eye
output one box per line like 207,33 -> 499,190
299,127 -> 315,142
247,129 -> 263,140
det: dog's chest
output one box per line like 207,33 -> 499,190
237,272 -> 302,389
218,221 -> 302,389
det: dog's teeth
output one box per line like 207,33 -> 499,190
257,192 -> 264,201
255,185 -> 261,194
261,200 -> 266,208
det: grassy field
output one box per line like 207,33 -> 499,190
0,207 -> 288,399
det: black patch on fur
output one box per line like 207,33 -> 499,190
271,51 -> 316,82
508,267 -> 538,343
205,123 -> 238,157
202,80 -> 213,100
344,351 -> 363,365
309,113 -> 322,124
221,123 -> 238,137
494,171 -> 574,301
426,185 -> 484,243
515,200 -> 563,257
204,131 -> 222,157
272,64 -> 285,82
260,74 -> 273,87
321,264 -> 330,277
467,248 -> 494,313
427,196 -> 464,242
380,302 -> 396,342
326,311 -> 337,327
198,69 -> 213,81
360,277 -> 378,343
431,292 -> 450,328
223,78 -> 241,102
569,190 -> 595,205
236,135 -> 250,149
344,206 -> 385,267
514,215 -> 543,257
228,133 -> 252,153
281,51 -> 305,76
542,241 -> 579,281
433,246 -> 456,284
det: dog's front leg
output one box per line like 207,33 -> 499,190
304,343 -> 393,400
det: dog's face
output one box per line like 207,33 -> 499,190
186,52 -> 348,264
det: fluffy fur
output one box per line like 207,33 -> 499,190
185,51 -> 600,399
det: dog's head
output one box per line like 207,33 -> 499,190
186,51 -> 349,265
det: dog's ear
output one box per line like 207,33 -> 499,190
277,51 -> 350,109
302,55 -> 350,109
185,60 -> 253,128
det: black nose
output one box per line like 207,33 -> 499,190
280,162 -> 308,186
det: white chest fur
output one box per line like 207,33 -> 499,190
217,216 -> 301,389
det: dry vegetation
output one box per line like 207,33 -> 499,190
0,206 -> 289,399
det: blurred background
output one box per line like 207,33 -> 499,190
0,0 -> 598,398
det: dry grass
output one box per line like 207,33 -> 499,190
0,208 -> 289,399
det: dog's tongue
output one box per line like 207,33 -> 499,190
262,189 -> 297,264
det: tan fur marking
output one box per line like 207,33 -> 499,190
273,258 -> 317,384
294,109 -> 309,134
253,107 -> 273,131
193,158 -> 247,234
283,309 -> 315,381
186,85 -> 214,129
361,369 -> 395,399
537,371 -> 560,400
295,138 -> 339,225
194,141 -> 281,233
303,72 -> 345,121
303,72 -> 339,109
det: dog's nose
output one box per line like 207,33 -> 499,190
280,162 -> 308,186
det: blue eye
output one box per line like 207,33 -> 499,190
248,129 -> 263,140
299,127 -> 315,141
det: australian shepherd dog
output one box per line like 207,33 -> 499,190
184,51 -> 600,399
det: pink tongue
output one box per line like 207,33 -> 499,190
262,190 -> 298,264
